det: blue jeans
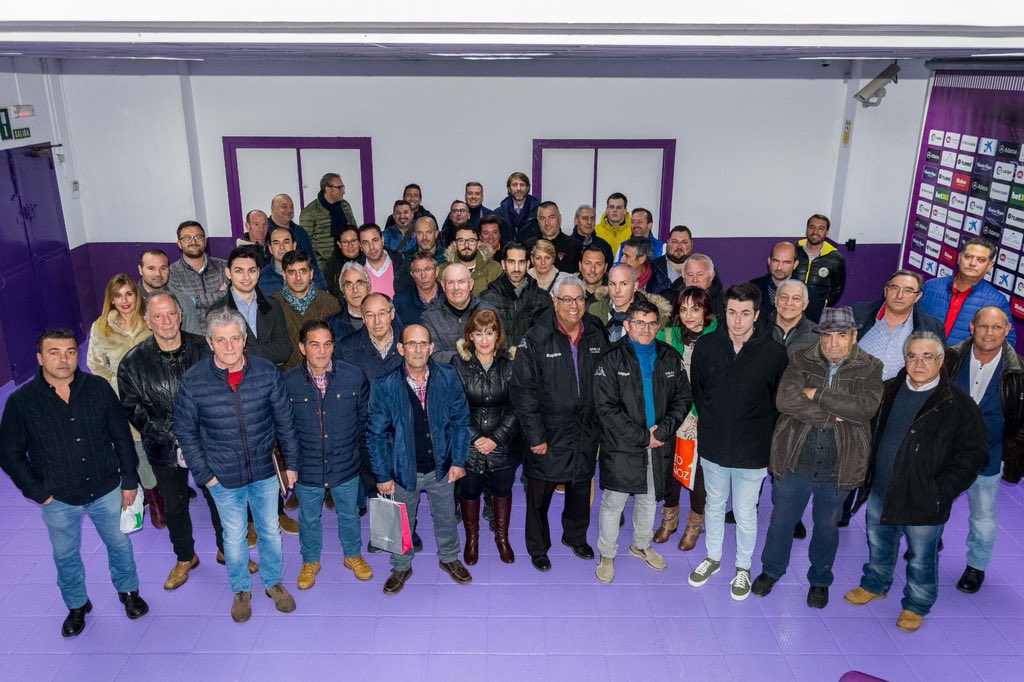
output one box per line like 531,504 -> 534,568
40,486 -> 139,609
759,472 -> 845,586
966,471 -> 1001,570
702,459 -> 766,570
207,476 -> 281,592
296,477 -> 362,562
860,493 -> 944,616
390,471 -> 460,571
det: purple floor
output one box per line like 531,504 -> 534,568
1,462 -> 1023,682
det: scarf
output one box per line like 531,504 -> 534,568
317,190 -> 349,234
283,284 -> 317,315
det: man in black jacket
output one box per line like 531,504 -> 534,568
687,283 -> 788,601
750,242 -> 824,323
480,241 -> 552,346
118,293 -> 244,591
510,275 -> 610,572
0,328 -> 148,637
845,331 -> 987,632
794,213 -> 846,308
593,300 -> 692,583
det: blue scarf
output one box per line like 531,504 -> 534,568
283,284 -> 317,315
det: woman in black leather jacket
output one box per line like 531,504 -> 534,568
453,309 -> 521,565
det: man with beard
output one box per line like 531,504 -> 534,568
168,220 -> 228,329
570,204 -> 613,268
442,225 -> 502,295
794,213 -> 845,308
493,171 -> 540,245
300,173 -> 357,265
579,245 -> 609,307
480,241 -> 552,346
274,250 -> 341,370
385,183 -> 435,230
382,200 -> 418,256
528,201 -> 582,273
651,225 -> 692,287
752,242 -> 824,322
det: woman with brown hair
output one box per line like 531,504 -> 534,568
86,274 -> 164,527
453,309 -> 521,565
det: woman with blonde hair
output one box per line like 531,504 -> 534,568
527,239 -> 572,293
86,273 -> 164,527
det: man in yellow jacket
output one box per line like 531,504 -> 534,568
594,192 -> 631,259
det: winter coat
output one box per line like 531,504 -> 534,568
86,311 -> 152,395
493,194 -> 540,245
333,322 -> 404,383
750,273 -> 824,323
394,283 -> 443,326
367,360 -> 470,490
479,273 -> 552,346
453,341 -> 522,474
587,289 -> 672,330
273,289 -> 342,370
944,339 -> 1024,483
526,232 -> 583,273
283,359 -> 369,488
691,325 -> 788,469
594,339 -> 693,499
770,312 -> 818,353
299,195 -> 356,264
510,309 -> 610,483
209,289 -> 292,367
770,344 -> 884,490
117,332 -> 211,467
173,354 -> 301,489
421,295 -> 496,364
794,239 -> 846,307
918,276 -> 1016,346
856,370 -> 988,525
441,242 -> 503,295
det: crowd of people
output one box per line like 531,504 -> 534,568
0,170 -> 1021,640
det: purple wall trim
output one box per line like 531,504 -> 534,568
531,138 -> 677,240
222,136 -> 375,237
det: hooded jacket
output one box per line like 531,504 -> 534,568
587,289 -> 673,331
441,242 -> 503,295
479,273 -> 552,346
453,341 -> 522,474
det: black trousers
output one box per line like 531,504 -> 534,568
151,463 -> 225,561
460,466 -> 518,499
663,462 -> 707,515
524,477 -> 591,557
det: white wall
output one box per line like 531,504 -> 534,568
7,58 -> 934,246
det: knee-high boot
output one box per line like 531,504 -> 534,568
460,498 -> 481,566
492,495 -> 515,563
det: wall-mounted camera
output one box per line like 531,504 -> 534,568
854,63 -> 900,107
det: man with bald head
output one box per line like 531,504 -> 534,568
942,307 -> 1024,594
588,264 -> 669,342
237,209 -> 271,267
268,193 -> 321,273
752,242 -> 823,322
412,216 -> 446,264
421,262 -> 495,364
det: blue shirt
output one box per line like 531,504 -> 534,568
858,313 -> 913,380
232,290 -> 259,339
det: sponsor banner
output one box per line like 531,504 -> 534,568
1000,248 -> 1021,271
983,222 -> 1003,242
928,130 -> 945,145
946,211 -> 965,229
914,218 -> 930,234
1016,165 -> 1024,184
961,135 -> 979,153
937,169 -> 954,187
939,246 -> 958,266
1004,227 -> 1024,250
937,263 -> 952,277
967,196 -> 987,216
925,240 -> 942,258
964,216 -> 983,235
991,182 -> 1011,203
923,258 -> 938,275
912,234 -> 927,250
944,131 -> 962,149
908,251 -> 924,268
1006,206 -> 1024,230
944,228 -> 961,248
928,222 -> 945,240
949,192 -> 968,211
919,183 -> 935,200
931,205 -> 949,223
934,187 -> 951,204
956,154 -> 975,172
998,141 -> 1021,159
995,161 -> 1015,182
1012,297 -> 1024,320
986,202 -> 1008,225
1015,279 -> 1024,297
974,157 -> 995,176
925,147 -> 942,163
979,137 -> 999,156
941,150 -> 957,168
994,268 -> 1016,291
916,199 -> 932,218
1011,185 -> 1024,208
952,173 -> 971,191
971,178 -> 991,195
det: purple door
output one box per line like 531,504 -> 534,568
0,144 -> 82,383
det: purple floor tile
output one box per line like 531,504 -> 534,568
485,584 -> 548,617
132,615 -> 201,653
240,652 -> 313,682
484,653 -> 551,680
304,653 -> 374,678
659,616 -> 723,655
57,653 -> 129,680
427,653 -> 487,678
192,614 -> 261,653
13,617 -> 82,654
542,616 -> 608,654
882,617 -> 954,654
429,616 -> 487,654
710,616 -> 782,655
827,617 -> 899,655
0,653 -> 65,682
72,614 -> 153,653
725,653 -> 796,681
906,654 -> 983,682
786,654 -> 853,682
842,654 -> 919,682
966,654 -> 1024,681
647,655 -> 733,681
487,617 -> 546,654
547,653 -> 609,678
372,616 -> 433,654
766,616 -> 840,654
936,617 -> 1013,656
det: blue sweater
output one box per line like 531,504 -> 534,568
919,276 -> 1015,346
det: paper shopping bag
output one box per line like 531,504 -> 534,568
673,438 -> 699,491
369,494 -> 413,554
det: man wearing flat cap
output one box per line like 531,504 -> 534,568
752,307 -> 884,609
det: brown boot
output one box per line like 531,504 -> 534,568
460,498 -> 480,566
144,487 -> 167,530
652,505 -> 679,544
678,510 -> 704,551
492,495 -> 515,563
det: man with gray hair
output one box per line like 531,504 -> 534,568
173,308 -> 302,623
769,279 -> 817,352
846,330 -> 986,632
421,262 -> 494,364
570,204 -> 613,267
300,172 -> 357,264
511,275 -> 610,572
620,236 -> 671,295
679,253 -> 724,318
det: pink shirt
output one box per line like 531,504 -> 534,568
365,256 -> 395,298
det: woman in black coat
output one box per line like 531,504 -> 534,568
453,309 -> 521,565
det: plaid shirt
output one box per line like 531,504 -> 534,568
307,361 -> 332,398
405,368 -> 429,408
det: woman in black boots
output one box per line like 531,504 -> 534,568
453,309 -> 521,564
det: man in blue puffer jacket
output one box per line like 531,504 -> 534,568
919,237 -> 1015,346
173,308 -> 301,624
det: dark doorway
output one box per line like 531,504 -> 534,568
0,143 -> 82,384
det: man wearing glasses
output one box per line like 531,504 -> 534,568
394,252 -> 442,325
511,276 -> 610,572
327,263 -> 372,342
441,225 -> 502,295
846,331 -> 986,632
168,220 -> 227,331
300,173 -> 357,265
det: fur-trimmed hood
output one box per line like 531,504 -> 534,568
455,337 -> 516,362
444,241 -> 496,266
589,288 -> 672,322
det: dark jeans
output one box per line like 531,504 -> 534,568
152,462 -> 225,561
759,472 -> 845,586
525,477 -> 591,558
460,466 -> 518,499
663,462 -> 706,515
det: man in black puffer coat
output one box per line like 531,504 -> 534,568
510,276 -> 610,572
479,242 -> 551,346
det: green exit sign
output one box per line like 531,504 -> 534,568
12,127 -> 29,140
0,108 -> 11,140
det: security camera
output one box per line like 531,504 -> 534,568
854,64 -> 900,107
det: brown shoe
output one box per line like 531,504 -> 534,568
896,609 -> 924,632
278,513 -> 299,536
492,495 -> 515,564
678,510 -> 704,551
460,498 -> 480,566
844,586 -> 886,606
247,522 -> 257,547
343,556 -> 373,581
216,551 -> 259,574
297,561 -> 321,590
440,559 -> 473,585
163,555 -> 199,590
324,489 -> 335,510
383,568 -> 413,595
231,591 -> 251,623
653,505 -> 680,544
265,583 -> 296,613
284,493 -> 299,510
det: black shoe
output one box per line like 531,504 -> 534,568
531,554 -> 552,572
619,512 -> 626,527
905,538 -> 944,561
61,600 -> 92,637
118,591 -> 149,619
751,573 -> 778,597
956,566 -> 985,594
187,486 -> 198,500
837,519 -> 850,528
367,541 -> 382,554
561,539 -> 595,560
793,520 -> 807,539
807,585 -> 829,609
358,506 -> 368,517
412,532 -> 424,553
725,510 -> 736,524
382,568 -> 413,595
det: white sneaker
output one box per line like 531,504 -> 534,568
730,568 -> 752,601
688,557 -> 721,587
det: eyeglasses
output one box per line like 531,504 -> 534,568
402,340 -> 431,349
341,280 -> 369,290
339,238 -> 359,247
327,184 -> 345,190
554,295 -> 586,306
905,352 -> 941,363
179,234 -> 205,243
628,320 -> 659,330
455,238 -> 478,246
452,208 -> 469,214
885,285 -> 920,296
